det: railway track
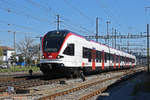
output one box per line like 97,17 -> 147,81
0,69 -> 128,93
0,71 -> 42,84
0,73 -> 66,93
0,67 -> 145,100
37,67 -> 144,100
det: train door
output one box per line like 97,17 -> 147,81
113,54 -> 116,69
102,50 -> 105,70
118,55 -> 120,68
92,49 -> 96,70
74,40 -> 81,66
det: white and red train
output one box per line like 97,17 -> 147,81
39,30 -> 136,75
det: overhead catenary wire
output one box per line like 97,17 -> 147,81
26,0 -> 93,35
61,16 -> 94,35
0,0 -> 94,36
61,22 -> 90,36
61,23 -> 87,34
25,0 -> 53,16
62,21 -> 93,36
95,0 -> 121,29
0,20 -> 41,32
63,0 -> 94,26
25,0 -> 60,20
0,0 -> 52,24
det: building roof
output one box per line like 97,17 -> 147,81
0,46 -> 14,51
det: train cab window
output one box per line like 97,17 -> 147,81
63,44 -> 74,56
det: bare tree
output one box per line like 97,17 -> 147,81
17,36 -> 39,66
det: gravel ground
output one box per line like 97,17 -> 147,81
0,67 -> 144,100
26,72 -> 123,100
89,71 -> 150,100
11,72 -> 123,100
54,79 -> 119,100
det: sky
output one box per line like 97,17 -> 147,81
0,0 -> 150,54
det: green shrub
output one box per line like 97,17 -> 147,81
0,66 -> 40,72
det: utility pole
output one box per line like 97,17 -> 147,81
114,29 -> 117,49
56,14 -> 60,30
106,21 -> 111,46
112,28 -> 114,48
13,32 -> 16,52
147,24 -> 150,72
96,17 -> 99,42
127,41 -> 129,53
145,7 -> 150,72
119,32 -> 122,45
8,30 -> 16,52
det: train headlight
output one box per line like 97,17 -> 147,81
57,55 -> 64,59
42,55 -> 45,59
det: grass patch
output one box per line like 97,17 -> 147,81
0,66 -> 40,72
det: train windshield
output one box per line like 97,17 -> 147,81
43,30 -> 68,52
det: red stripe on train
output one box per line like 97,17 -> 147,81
119,55 -> 120,68
102,51 -> 105,70
114,54 -> 116,69
92,49 -> 96,70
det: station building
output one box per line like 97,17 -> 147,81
0,46 -> 15,63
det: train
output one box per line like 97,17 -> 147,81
39,30 -> 136,76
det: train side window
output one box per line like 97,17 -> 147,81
123,57 -> 125,62
63,44 -> 74,56
116,55 -> 119,63
83,47 -> 88,58
111,54 -> 113,62
88,49 -> 92,62
108,53 -> 111,61
113,54 -> 116,63
96,51 -> 101,63
83,47 -> 92,62
105,52 -> 107,63
111,54 -> 113,61
122,56 -> 124,62
109,54 -> 112,61
120,56 -> 123,62
99,51 -> 102,62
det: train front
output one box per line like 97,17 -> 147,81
39,30 -> 69,75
